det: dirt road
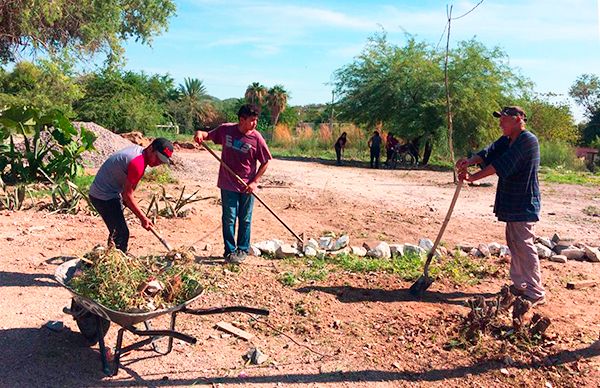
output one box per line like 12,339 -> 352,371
1,149 -> 599,387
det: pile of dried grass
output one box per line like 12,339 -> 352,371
70,246 -> 206,312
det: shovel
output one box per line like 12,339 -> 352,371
149,226 -> 173,251
409,179 -> 463,298
201,143 -> 305,249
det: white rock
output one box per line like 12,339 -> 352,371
330,247 -> 351,256
549,255 -> 567,263
332,235 -> 350,251
478,243 -> 490,257
535,243 -> 553,259
275,244 -> 299,259
488,242 -> 502,256
305,238 -> 319,250
367,241 -> 391,259
584,245 -> 600,262
499,246 -> 511,257
418,238 -> 434,252
254,239 -> 283,255
318,236 -> 333,250
560,248 -> 585,260
456,243 -> 474,252
303,246 -> 317,257
404,243 -> 426,257
350,246 -> 367,257
536,237 -> 555,250
470,247 -> 483,257
389,244 -> 405,257
250,246 -> 262,256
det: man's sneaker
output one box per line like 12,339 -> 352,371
225,251 -> 246,264
509,284 -> 525,296
522,294 -> 546,307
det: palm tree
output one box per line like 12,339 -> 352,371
176,78 -> 215,132
180,77 -> 207,100
266,85 -> 288,126
244,82 -> 267,112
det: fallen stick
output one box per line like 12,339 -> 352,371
566,280 -> 597,290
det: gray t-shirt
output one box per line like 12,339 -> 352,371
89,145 -> 144,200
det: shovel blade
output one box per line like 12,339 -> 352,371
408,275 -> 434,298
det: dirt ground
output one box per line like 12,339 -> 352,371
1,147 -> 599,387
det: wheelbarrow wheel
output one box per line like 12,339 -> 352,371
70,300 -> 110,346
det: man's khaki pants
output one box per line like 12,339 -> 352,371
506,221 -> 545,299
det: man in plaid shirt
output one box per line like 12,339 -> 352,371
456,106 -> 544,307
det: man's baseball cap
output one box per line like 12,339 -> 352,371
151,137 -> 174,164
492,106 -> 527,121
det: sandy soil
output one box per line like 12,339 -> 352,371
1,147 -> 599,387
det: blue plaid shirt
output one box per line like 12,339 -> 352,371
477,131 -> 541,222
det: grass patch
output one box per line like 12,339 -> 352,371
143,165 -> 178,184
438,254 -> 499,286
582,205 -> 600,216
540,167 -> 600,185
276,251 -> 499,288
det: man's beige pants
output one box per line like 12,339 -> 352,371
506,221 -> 545,299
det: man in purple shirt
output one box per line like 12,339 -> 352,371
194,104 -> 272,264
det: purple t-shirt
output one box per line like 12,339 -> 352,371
208,123 -> 272,192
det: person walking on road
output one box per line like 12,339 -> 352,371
385,133 -> 399,166
194,104 -> 272,264
334,132 -> 347,166
456,106 -> 544,308
368,130 -> 382,168
89,138 -> 174,252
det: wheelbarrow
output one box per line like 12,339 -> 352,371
54,258 -> 269,376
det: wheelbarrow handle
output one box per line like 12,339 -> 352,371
182,305 -> 270,316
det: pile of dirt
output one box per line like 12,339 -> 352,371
74,122 -> 135,168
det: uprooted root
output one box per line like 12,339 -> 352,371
446,286 -> 552,350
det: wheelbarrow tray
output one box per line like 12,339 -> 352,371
54,258 -> 204,328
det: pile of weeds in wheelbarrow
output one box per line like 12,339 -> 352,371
70,246 -> 210,312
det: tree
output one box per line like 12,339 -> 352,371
0,60 -> 83,116
266,85 -> 288,126
446,40 -> 532,156
333,33 -> 532,164
526,98 -> 578,144
569,74 -> 600,118
0,0 -> 176,64
244,82 -> 267,112
170,78 -> 218,133
73,70 -> 167,133
581,109 -> 600,146
333,33 -> 445,164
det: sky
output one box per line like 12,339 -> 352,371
119,0 -> 600,122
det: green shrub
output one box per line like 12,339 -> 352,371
0,106 -> 96,183
539,140 -> 585,170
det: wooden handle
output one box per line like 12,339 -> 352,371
201,143 -> 304,245
423,180 -> 463,276
150,226 -> 173,251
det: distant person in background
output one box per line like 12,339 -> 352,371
89,138 -> 174,252
194,104 -> 272,264
368,130 -> 382,168
334,132 -> 347,166
385,133 -> 399,166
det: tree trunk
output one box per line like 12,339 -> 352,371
422,140 -> 433,165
